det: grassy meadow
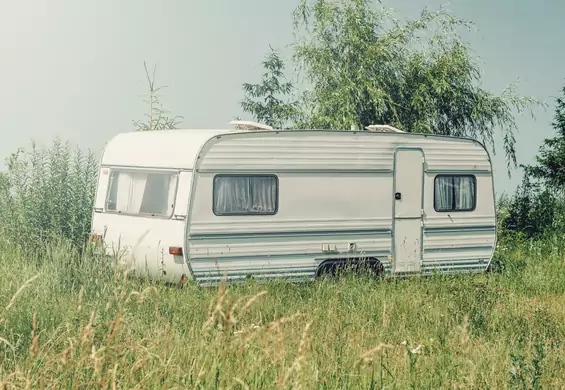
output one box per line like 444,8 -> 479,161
1,235 -> 564,389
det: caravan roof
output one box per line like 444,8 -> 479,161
100,124 -> 489,172
101,129 -> 233,170
101,121 -> 280,170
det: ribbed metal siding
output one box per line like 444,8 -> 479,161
197,132 -> 490,172
188,131 -> 495,284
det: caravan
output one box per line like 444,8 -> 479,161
90,121 -> 496,286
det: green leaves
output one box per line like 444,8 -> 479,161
521,84 -> 565,188
240,47 -> 300,129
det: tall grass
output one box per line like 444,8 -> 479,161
0,236 -> 564,388
0,139 -> 98,256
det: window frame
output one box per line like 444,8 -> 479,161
104,168 -> 180,219
433,174 -> 477,213
212,174 -> 279,216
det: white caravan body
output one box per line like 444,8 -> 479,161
90,126 -> 497,286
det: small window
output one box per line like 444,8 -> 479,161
434,175 -> 476,212
105,170 -> 178,217
213,175 -> 278,215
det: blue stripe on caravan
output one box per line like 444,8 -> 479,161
191,263 -> 395,272
423,225 -> 496,234
422,267 -> 487,273
192,261 -> 393,277
420,268 -> 485,276
195,269 -> 316,278
193,268 -> 316,278
189,228 -> 392,240
422,265 -> 486,270
197,274 -> 315,287
189,251 -> 392,263
193,270 -> 316,278
422,259 -> 490,266
197,168 -> 394,174
423,245 -> 494,253
425,169 -> 491,175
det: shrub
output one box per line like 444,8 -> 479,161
0,139 -> 99,257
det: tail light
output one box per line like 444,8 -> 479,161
169,246 -> 183,255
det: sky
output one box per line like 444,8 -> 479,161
1,0 -> 564,195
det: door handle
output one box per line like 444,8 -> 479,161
395,192 -> 402,200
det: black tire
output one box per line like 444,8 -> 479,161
316,257 -> 384,279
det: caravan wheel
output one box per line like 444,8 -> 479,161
316,257 -> 384,279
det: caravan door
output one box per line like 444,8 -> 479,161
392,148 -> 424,273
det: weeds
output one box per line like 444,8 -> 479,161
0,140 -> 98,255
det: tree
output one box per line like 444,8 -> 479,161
499,176 -> 558,238
242,0 -> 541,174
133,61 -> 183,131
240,47 -> 300,129
499,83 -> 565,238
521,84 -> 565,189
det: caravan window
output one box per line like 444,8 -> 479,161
213,175 -> 278,215
434,175 -> 476,212
105,170 -> 178,217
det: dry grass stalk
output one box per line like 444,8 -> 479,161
287,320 -> 313,389
30,312 -> 39,359
357,343 -> 395,366
202,280 -> 228,332
77,286 -> 84,313
4,274 -> 40,312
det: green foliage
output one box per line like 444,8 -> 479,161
241,47 -> 300,128
242,0 -> 541,173
498,178 -> 565,240
500,83 -> 565,239
522,84 -> 565,188
0,140 -> 99,255
132,61 -> 183,131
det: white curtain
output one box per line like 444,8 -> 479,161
434,176 -> 453,211
455,176 -> 475,210
115,172 -> 133,213
214,176 -> 275,214
435,176 -> 475,211
250,177 -> 276,213
215,176 -> 250,213
129,173 -> 148,214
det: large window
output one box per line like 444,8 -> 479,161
213,175 -> 278,215
105,170 -> 178,217
434,175 -> 476,212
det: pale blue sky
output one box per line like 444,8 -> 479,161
1,0 -> 563,195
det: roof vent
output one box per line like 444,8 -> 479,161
364,124 -> 404,133
229,120 -> 273,131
